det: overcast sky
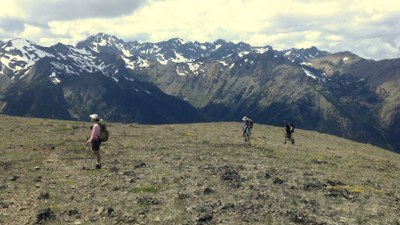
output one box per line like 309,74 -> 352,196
1,0 -> 400,60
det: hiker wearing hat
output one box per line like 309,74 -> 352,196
87,114 -> 102,169
283,120 -> 295,144
242,116 -> 253,142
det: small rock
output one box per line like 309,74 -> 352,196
34,176 -> 42,182
0,201 -> 10,208
203,187 -> 215,195
287,209 -> 308,224
221,203 -> 235,210
10,175 -> 20,181
34,166 -> 41,171
326,180 -> 346,186
221,170 -> 239,181
68,208 -> 80,217
197,213 -> 213,223
38,192 -> 50,200
123,171 -> 135,176
177,191 -> 190,199
134,162 -> 146,169
273,178 -> 285,185
36,208 -> 56,223
137,196 -> 160,205
106,207 -> 114,215
109,166 -> 118,173
112,186 -> 120,191
311,159 -> 328,164
264,173 -> 272,179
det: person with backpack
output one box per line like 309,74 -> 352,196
242,116 -> 253,142
86,114 -> 103,169
283,120 -> 295,144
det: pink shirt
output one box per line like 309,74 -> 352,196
88,123 -> 100,142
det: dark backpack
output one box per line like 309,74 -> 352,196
98,119 -> 110,142
247,119 -> 254,128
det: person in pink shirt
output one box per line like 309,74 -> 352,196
86,114 -> 102,169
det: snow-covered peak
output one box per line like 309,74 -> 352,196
93,33 -> 123,46
0,38 -> 54,75
76,33 -> 127,55
281,46 -> 330,63
3,38 -> 51,57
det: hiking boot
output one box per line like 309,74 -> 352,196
291,139 -> 295,144
95,164 -> 102,169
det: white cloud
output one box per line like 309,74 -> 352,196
326,35 -> 343,41
1,0 -> 400,60
0,2 -> 21,18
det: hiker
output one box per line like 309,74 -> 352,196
86,114 -> 102,169
283,120 -> 295,144
242,116 -> 253,142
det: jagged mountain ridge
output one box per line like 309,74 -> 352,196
0,33 -> 399,152
75,34 -> 398,151
0,37 -> 203,123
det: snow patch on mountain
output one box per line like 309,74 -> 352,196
111,76 -> 119,82
284,50 -> 292,56
137,57 -> 150,68
122,56 -> 135,70
238,51 -> 250,58
302,68 -> 317,80
122,48 -> 132,57
157,54 -> 169,65
300,62 -> 313,66
124,77 -> 134,82
176,68 -> 187,76
253,47 -> 270,54
49,71 -> 61,84
188,63 -> 200,74
171,51 -> 192,63
218,60 -> 228,66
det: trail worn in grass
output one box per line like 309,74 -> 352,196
0,115 -> 399,225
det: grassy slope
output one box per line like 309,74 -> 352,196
0,115 -> 399,225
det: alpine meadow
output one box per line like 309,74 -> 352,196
0,115 -> 399,224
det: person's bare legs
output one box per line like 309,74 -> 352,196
94,150 -> 101,167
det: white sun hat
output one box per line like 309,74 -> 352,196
242,116 -> 248,121
89,114 -> 99,120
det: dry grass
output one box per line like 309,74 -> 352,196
0,115 -> 399,225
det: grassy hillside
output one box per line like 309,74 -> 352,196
0,115 -> 399,225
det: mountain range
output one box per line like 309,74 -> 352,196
0,33 -> 399,152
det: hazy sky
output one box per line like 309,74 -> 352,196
1,0 -> 400,60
